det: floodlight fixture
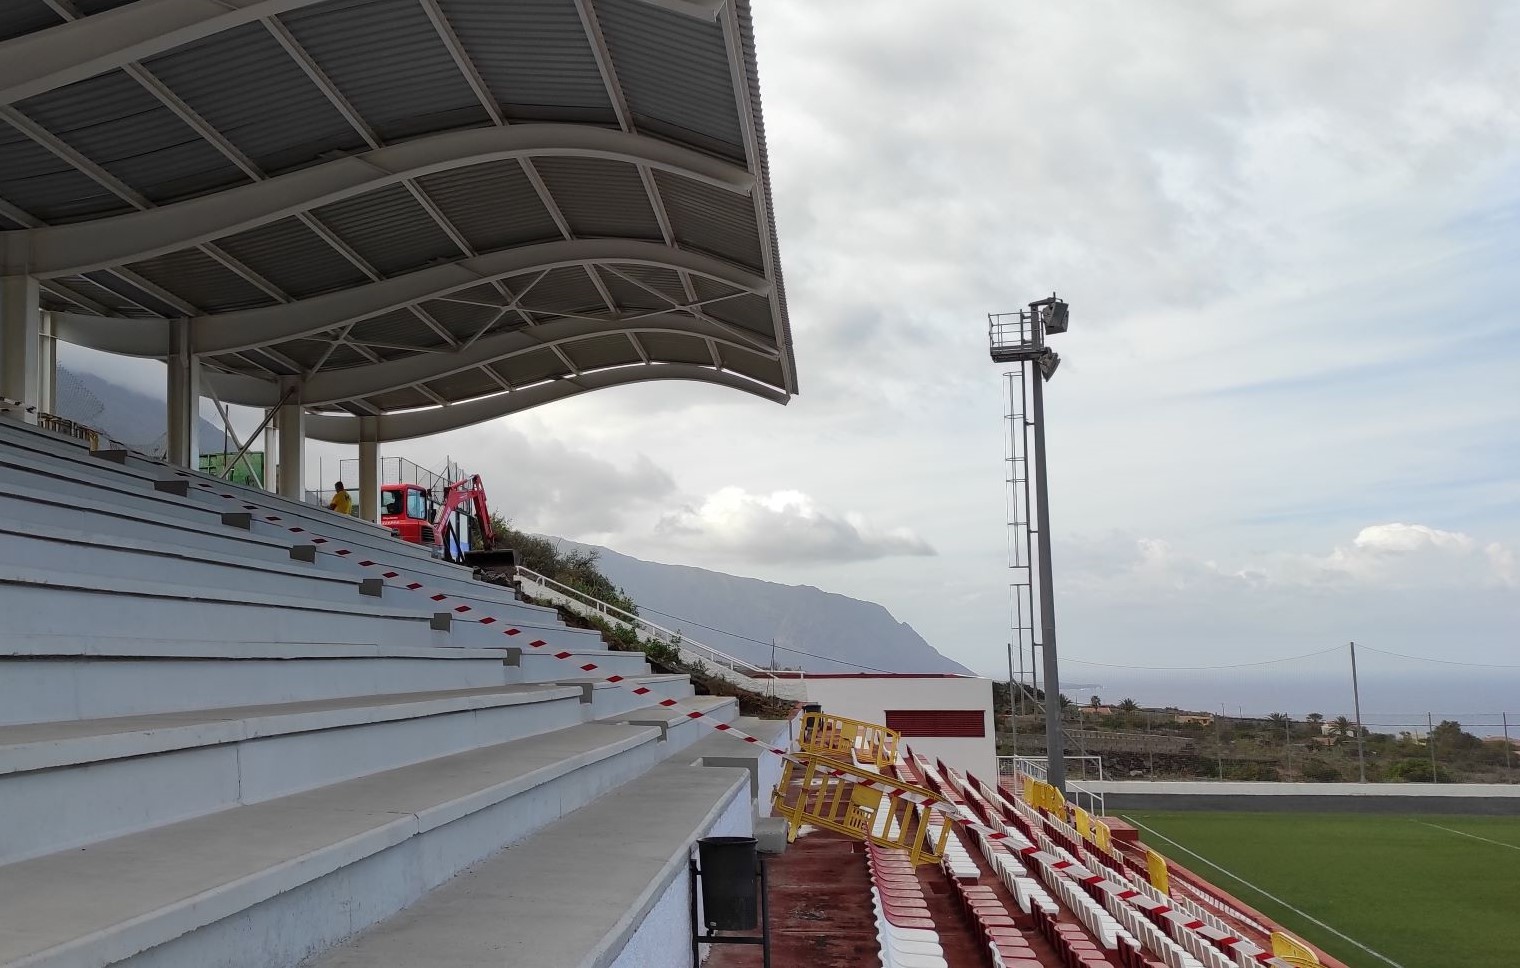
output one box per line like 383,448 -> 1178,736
1039,350 -> 1060,380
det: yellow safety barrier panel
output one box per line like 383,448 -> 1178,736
1271,932 -> 1323,967
1023,778 -> 1068,817
798,711 -> 900,768
1145,846 -> 1170,896
771,753 -> 952,866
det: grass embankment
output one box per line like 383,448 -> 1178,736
1123,811 -> 1520,968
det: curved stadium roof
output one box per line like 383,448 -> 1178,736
0,0 -> 794,441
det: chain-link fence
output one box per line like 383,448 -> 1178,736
995,704 -> 1518,784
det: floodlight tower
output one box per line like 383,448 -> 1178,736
989,295 -> 1069,794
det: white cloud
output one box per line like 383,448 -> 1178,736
653,487 -> 935,564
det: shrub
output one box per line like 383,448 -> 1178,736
1299,760 -> 1342,783
1383,759 -> 1451,783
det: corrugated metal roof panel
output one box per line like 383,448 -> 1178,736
516,265 -> 605,315
423,368 -> 500,401
689,275 -> 742,305
124,248 -> 277,314
613,263 -> 686,303
17,70 -> 250,203
0,122 -> 133,223
215,217 -> 370,299
496,348 -> 571,386
280,0 -> 491,142
418,297 -> 505,341
415,160 -> 562,252
533,156 -> 661,240
595,0 -> 744,161
637,331 -> 712,367
439,0 -> 616,121
312,184 -> 462,277
366,386 -> 433,411
441,282 -> 511,306
81,271 -> 182,317
704,291 -> 773,337
593,266 -> 668,311
716,345 -> 783,387
349,307 -> 446,349
53,275 -> 149,317
0,2 -> 61,43
144,23 -> 369,176
564,333 -> 640,372
654,170 -> 763,272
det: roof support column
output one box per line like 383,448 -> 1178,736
262,409 -> 279,491
1,275 -> 41,422
38,311 -> 56,415
276,378 -> 305,501
166,318 -> 200,467
357,415 -> 380,523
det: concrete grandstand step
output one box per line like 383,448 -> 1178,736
557,674 -> 697,719
0,519 -> 375,603
0,641 -> 515,725
598,695 -> 741,753
0,684 -> 588,864
510,646 -> 650,682
0,722 -> 666,968
0,564 -> 493,649
0,481 -> 304,568
307,761 -> 752,968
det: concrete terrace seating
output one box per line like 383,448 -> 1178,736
0,415 -> 780,968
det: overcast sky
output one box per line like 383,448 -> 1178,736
66,2 -> 1520,709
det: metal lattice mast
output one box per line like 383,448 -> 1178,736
990,296 -> 1070,793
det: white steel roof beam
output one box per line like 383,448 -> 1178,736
304,363 -> 786,443
13,125 -> 752,277
205,312 -> 774,406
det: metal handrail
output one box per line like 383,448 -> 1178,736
514,566 -> 800,696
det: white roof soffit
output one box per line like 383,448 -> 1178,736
304,363 -> 789,444
18,126 -> 753,277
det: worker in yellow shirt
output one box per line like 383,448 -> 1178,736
327,481 -> 353,516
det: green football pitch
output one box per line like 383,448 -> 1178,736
1121,811 -> 1520,968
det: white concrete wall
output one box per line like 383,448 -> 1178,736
800,676 -> 995,779
608,783 -> 751,968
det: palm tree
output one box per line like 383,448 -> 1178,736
1118,698 -> 1138,712
1089,695 -> 1103,709
1329,715 -> 1354,740
1268,712 -> 1290,726
1306,713 -> 1324,727
1058,694 -> 1073,710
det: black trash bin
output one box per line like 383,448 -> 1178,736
800,703 -> 822,742
697,836 -> 758,931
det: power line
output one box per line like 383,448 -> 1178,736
1061,646 -> 1344,671
1357,645 -> 1520,670
633,603 -> 896,674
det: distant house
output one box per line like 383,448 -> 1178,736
1173,713 -> 1214,727
1078,705 -> 1115,717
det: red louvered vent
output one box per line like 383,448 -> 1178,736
884,710 -> 986,738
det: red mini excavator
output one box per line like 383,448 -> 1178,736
380,475 -> 515,573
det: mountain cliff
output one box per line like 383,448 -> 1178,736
553,539 -> 973,675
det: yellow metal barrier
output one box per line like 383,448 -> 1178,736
798,711 -> 900,768
1271,932 -> 1323,967
770,753 -> 951,865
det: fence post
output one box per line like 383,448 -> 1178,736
1428,712 -> 1438,783
1505,712 -> 1513,778
1146,711 -> 1154,779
